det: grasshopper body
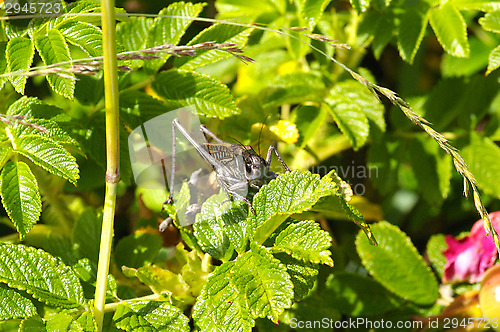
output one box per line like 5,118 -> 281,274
166,118 -> 290,215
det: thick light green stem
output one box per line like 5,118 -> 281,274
94,0 -> 120,330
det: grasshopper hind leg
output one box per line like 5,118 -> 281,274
200,125 -> 225,143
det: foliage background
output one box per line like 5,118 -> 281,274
1,0 -> 500,330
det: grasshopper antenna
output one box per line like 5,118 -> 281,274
258,115 -> 271,157
258,123 -> 264,157
229,136 -> 245,146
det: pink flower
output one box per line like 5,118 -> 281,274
442,212 -> 500,284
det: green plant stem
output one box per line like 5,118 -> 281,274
94,0 -> 120,330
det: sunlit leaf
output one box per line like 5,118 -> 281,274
356,222 -> 439,305
429,2 -> 469,57
0,243 -> 84,308
0,162 -> 41,239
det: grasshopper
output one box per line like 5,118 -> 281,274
165,118 -> 290,215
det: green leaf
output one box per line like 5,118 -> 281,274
408,137 -> 451,205
113,300 -> 190,332
367,134 -> 399,195
28,13 -> 55,38
291,104 -> 328,148
479,10 -> 500,32
286,16 -> 311,60
0,42 -> 7,91
429,2 -> 469,57
37,233 -> 77,266
215,0 -> 279,17
19,316 -> 45,331
74,75 -> 104,106
6,97 -> 78,147
229,244 -> 294,321
0,284 -> 37,319
285,291 -> 341,332
132,265 -> 187,297
324,272 -> 401,316
441,37 -> 495,77
0,144 -> 13,174
152,69 -> 241,118
68,318 -> 84,331
273,220 -> 333,266
326,94 -> 369,150
178,245 -> 211,296
6,96 -> 72,123
119,125 -> 133,186
251,170 -> 336,244
232,49 -> 291,95
0,320 -> 22,331
57,21 -> 103,57
194,244 -> 293,327
355,221 -> 439,305
193,193 -> 249,260
456,74 -> 500,127
371,11 -> 396,59
397,9 -> 428,64
79,114 -> 106,169
117,17 -> 154,52
136,188 -> 169,214
333,80 -> 385,131
421,78 -> 465,127
262,71 -> 326,108
310,193 -> 378,246
149,1 -> 204,47
15,118 -> 80,148
120,90 -> 174,128
297,0 -> 332,30
176,24 -> 252,70
0,161 -> 41,239
73,259 -> 117,300
114,232 -> 162,269
14,135 -> 79,184
452,0 -> 500,11
34,29 -> 75,98
193,262 -> 254,332
358,10 -> 380,44
46,313 -> 74,332
71,209 -> 102,263
145,2 -> 205,69
487,44 -> 500,75
426,234 -> 447,280
0,243 -> 84,308
273,253 -> 318,301
462,133 -> 500,199
53,0 -> 100,26
6,36 -> 35,94
76,311 -> 97,332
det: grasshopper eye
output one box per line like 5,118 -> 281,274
245,161 -> 253,174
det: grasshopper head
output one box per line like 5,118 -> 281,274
242,146 -> 271,186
